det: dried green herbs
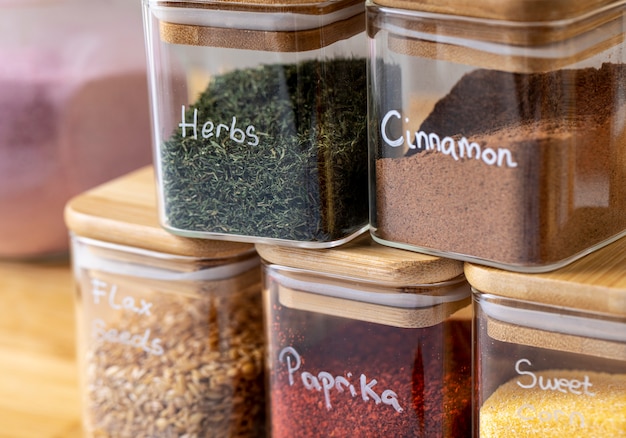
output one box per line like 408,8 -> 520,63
160,58 -> 368,244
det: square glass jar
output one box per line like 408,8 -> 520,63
142,0 -> 369,247
257,236 -> 473,437
367,0 -> 626,272
65,167 -> 266,437
466,236 -> 626,437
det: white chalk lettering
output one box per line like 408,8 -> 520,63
277,346 -> 403,413
515,359 -> 595,396
516,404 -> 585,428
380,109 -> 518,168
178,105 -> 259,146
202,121 -> 214,139
92,319 -> 164,356
278,346 -> 301,386
179,106 -> 198,139
90,278 -> 153,317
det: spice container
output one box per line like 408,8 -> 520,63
367,0 -> 626,272
0,0 -> 153,260
143,0 -> 368,247
257,236 -> 472,437
64,167 -> 265,437
467,236 -> 626,437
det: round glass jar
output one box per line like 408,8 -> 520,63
257,236 -> 472,437
367,0 -> 626,272
142,0 -> 368,247
0,0 -> 153,260
65,167 -> 266,437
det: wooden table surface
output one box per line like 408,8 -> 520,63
0,257 -> 83,438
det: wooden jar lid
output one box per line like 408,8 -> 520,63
259,235 -> 470,328
64,166 -> 254,259
153,0 -> 365,50
465,236 -> 626,316
466,237 -> 626,360
257,233 -> 464,286
372,0 -> 625,72
372,0 -> 620,22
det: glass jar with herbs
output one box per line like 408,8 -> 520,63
143,0 -> 368,247
65,167 -> 266,437
467,236 -> 626,438
257,235 -> 472,437
368,0 -> 626,272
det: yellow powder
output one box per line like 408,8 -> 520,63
480,369 -> 626,437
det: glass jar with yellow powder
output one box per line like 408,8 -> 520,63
467,237 -> 626,437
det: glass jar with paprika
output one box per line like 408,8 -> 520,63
257,235 -> 472,437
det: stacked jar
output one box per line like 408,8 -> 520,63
142,0 -> 369,247
366,0 -> 626,437
367,0 -> 626,272
140,0 -> 477,435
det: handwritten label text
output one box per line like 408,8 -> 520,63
278,346 -> 403,413
179,105 -> 260,146
381,110 -> 518,168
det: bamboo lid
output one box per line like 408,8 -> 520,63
373,0 -> 620,22
465,236 -> 626,317
153,0 -> 365,50
486,317 -> 626,361
64,166 -> 254,258
373,1 -> 625,72
277,284 -> 471,328
256,233 -> 465,285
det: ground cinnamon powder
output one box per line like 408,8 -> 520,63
375,63 -> 626,268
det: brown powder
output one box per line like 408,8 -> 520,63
374,63 -> 626,269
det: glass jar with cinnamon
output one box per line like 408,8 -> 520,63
257,235 -> 472,437
64,167 -> 266,437
467,236 -> 626,437
367,0 -> 626,272
142,0 -> 368,247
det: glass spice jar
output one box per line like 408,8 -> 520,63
64,167 -> 266,438
367,0 -> 626,272
256,235 -> 473,437
142,0 -> 369,248
0,0 -> 153,260
467,236 -> 626,438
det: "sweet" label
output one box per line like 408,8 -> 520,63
513,358 -> 593,427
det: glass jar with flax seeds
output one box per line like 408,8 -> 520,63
65,167 -> 266,437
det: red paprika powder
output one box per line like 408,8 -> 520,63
257,236 -> 472,437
